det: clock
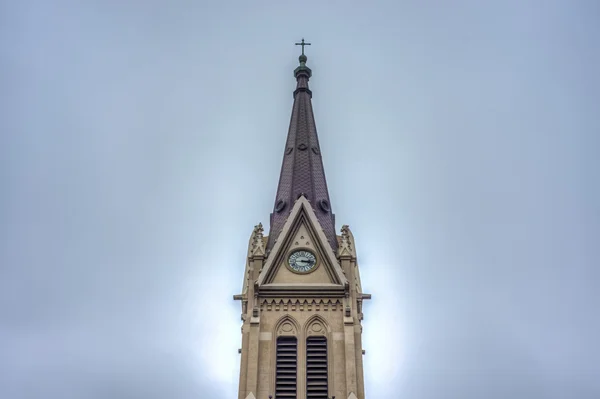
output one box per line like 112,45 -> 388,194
288,250 -> 317,273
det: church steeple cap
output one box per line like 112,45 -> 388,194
294,38 -> 312,79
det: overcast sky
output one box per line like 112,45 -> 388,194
1,1 -> 599,398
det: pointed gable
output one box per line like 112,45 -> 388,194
270,220 -> 336,285
258,196 -> 347,289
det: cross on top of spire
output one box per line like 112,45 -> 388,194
295,38 -> 311,56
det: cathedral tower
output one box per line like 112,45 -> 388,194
234,42 -> 370,399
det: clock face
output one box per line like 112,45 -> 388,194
288,250 -> 317,273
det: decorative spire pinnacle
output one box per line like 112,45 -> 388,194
250,223 -> 266,257
338,225 -> 353,258
294,38 -> 312,79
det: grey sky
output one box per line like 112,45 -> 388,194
1,1 -> 599,398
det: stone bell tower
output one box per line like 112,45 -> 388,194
234,40 -> 370,399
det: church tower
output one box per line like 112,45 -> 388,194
234,41 -> 371,399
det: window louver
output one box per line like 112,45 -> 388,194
276,336 -> 297,398
306,336 -> 328,399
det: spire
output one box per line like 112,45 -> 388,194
267,41 -> 337,253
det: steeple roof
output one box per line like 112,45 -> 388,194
267,47 -> 337,253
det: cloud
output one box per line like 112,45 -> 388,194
1,1 -> 599,398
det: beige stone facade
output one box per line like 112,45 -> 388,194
234,197 -> 370,399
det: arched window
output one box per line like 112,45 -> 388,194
306,336 -> 328,399
275,336 -> 297,398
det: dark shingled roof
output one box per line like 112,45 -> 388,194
267,54 -> 337,253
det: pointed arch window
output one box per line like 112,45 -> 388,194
275,336 -> 297,398
306,336 -> 328,399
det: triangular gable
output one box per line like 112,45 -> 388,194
269,221 -> 336,285
257,196 -> 347,287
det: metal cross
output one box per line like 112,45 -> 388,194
295,38 -> 311,55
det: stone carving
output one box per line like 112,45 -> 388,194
250,223 -> 266,257
276,316 -> 299,336
308,321 -> 325,336
305,315 -> 328,337
338,224 -> 353,257
260,298 -> 343,312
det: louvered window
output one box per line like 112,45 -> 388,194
275,336 -> 297,398
306,336 -> 328,399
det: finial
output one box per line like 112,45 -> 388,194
293,38 -> 312,78
251,222 -> 266,257
295,38 -> 311,56
299,53 -> 307,64
338,224 -> 353,258
295,38 -> 311,66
